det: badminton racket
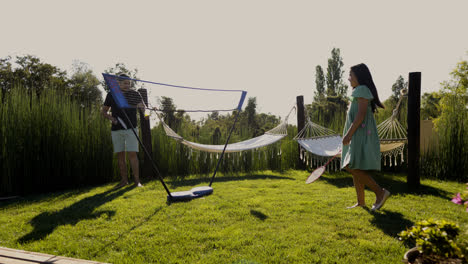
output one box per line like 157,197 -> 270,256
305,149 -> 342,184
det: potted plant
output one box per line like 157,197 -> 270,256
398,219 -> 466,263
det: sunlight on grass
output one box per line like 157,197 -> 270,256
0,170 -> 467,264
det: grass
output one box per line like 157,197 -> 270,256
0,170 -> 467,264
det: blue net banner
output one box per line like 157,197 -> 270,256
102,73 -> 130,108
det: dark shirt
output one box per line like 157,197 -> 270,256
104,93 -> 138,131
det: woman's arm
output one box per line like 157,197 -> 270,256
342,98 -> 368,145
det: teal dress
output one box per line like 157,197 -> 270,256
341,85 -> 381,171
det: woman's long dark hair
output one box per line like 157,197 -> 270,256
351,63 -> 384,113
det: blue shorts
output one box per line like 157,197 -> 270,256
111,128 -> 139,153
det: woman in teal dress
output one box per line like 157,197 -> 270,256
341,63 -> 390,211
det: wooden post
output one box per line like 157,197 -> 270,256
407,72 -> 421,190
138,89 -> 154,179
296,96 -> 305,169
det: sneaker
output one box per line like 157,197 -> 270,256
371,189 -> 390,211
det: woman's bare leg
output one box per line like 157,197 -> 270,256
347,168 -> 385,205
346,167 -> 366,207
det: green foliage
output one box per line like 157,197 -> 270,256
308,48 -> 349,132
326,48 -> 347,96
0,56 -> 15,96
0,55 -> 68,97
391,75 -> 407,103
314,65 -> 325,101
398,219 -> 463,259
421,91 -> 442,120
0,85 -> 114,196
68,61 -> 102,107
157,96 -> 186,132
429,60 -> 468,181
0,55 -> 102,108
243,97 -> 258,136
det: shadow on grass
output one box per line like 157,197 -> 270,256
0,185 -> 104,209
367,209 -> 414,237
18,186 -> 132,244
90,206 -> 164,258
320,172 -> 453,200
166,173 -> 295,189
250,209 -> 268,221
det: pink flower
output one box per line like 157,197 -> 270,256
367,130 -> 371,135
361,123 -> 366,128
451,193 -> 463,205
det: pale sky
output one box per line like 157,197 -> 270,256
1,0 -> 467,121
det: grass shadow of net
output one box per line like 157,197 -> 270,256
167,174 -> 295,188
18,187 -> 131,243
90,206 -> 164,257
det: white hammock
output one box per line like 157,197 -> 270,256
158,108 -> 293,153
294,115 -> 342,154
296,136 -> 342,157
295,90 -> 408,168
181,134 -> 286,153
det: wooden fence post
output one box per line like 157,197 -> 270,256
138,89 -> 154,179
407,72 -> 421,190
296,96 -> 305,169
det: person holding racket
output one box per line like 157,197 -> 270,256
342,63 -> 390,211
101,73 -> 145,188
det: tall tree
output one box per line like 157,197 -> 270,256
306,48 -> 348,130
421,92 -> 441,120
326,48 -> 347,96
8,55 -> 68,96
314,65 -> 325,102
0,56 -> 14,102
69,61 -> 102,106
102,62 -> 143,92
244,97 -> 259,136
391,75 -> 408,103
158,96 -> 185,132
433,59 -> 468,180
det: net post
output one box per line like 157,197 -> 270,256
209,108 -> 242,187
122,110 -> 172,197
237,91 -> 247,110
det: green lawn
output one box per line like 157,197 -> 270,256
1,170 -> 467,264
